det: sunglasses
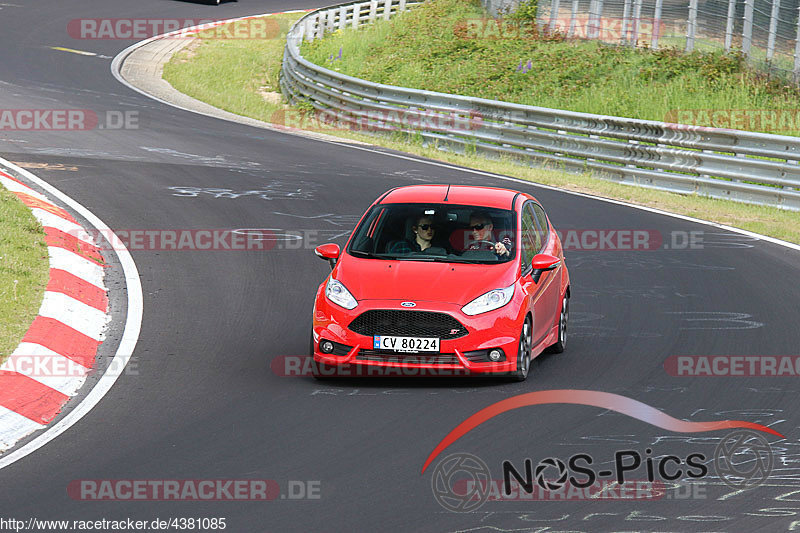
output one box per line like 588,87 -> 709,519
470,223 -> 488,230
417,224 -> 433,230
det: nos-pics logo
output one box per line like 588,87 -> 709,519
431,430 -> 773,512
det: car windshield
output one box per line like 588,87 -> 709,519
347,203 -> 517,264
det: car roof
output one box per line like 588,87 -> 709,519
379,185 -> 525,210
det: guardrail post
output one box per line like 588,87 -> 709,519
369,0 -> 377,23
651,0 -> 663,49
595,0 -> 604,39
621,0 -> 631,44
686,0 -> 698,52
383,0 -> 392,20
767,0 -> 780,62
399,0 -> 407,12
315,13 -> 325,39
568,0 -> 579,38
339,5 -> 347,30
304,16 -> 315,41
795,5 -> 800,81
353,3 -> 362,27
549,0 -> 561,33
724,0 -> 736,51
327,9 -> 336,33
743,0 -> 754,56
587,0 -> 598,39
632,0 -> 642,46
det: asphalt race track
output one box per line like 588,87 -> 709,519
1,1 -> 800,531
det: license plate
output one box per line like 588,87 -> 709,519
373,335 -> 440,353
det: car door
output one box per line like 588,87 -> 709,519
531,202 -> 560,344
518,203 -> 547,345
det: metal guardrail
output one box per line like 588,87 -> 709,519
281,0 -> 800,210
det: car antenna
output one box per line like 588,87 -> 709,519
443,184 -> 451,202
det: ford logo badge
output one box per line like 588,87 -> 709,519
401,302 -> 416,308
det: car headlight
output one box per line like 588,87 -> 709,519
325,278 -> 358,310
462,285 -> 515,316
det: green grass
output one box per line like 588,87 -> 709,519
163,14 -> 299,122
0,183 -> 48,365
301,0 -> 800,136
163,11 -> 800,244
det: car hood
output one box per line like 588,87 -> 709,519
334,256 -> 520,306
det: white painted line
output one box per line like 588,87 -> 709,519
0,158 -> 142,471
48,247 -> 105,289
0,406 -> 45,453
2,344 -> 88,397
0,175 -> 48,201
38,292 -> 107,341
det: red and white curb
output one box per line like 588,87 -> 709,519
0,168 -> 109,451
0,161 -> 142,469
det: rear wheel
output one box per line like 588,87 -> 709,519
548,289 -> 569,354
510,317 -> 532,382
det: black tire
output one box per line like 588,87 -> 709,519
510,317 -> 532,382
547,289 -> 569,354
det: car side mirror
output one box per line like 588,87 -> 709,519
315,243 -> 341,270
531,253 -> 560,283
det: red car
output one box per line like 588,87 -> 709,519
311,184 -> 570,381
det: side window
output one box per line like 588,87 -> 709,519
532,203 -> 549,253
520,203 -> 537,269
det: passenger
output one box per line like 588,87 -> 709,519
410,215 -> 436,252
466,211 -> 512,257
389,214 -> 437,253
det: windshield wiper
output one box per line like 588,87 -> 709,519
349,250 -> 396,260
429,257 -> 480,264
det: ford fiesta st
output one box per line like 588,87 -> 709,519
311,184 -> 570,381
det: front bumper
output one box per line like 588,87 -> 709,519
312,294 -> 523,376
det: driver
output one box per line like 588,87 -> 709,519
467,211 -> 512,257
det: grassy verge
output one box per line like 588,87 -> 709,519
301,0 -> 800,136
163,14 -> 300,122
0,183 -> 48,365
162,12 -> 800,244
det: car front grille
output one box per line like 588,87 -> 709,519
356,350 -> 461,365
348,310 -> 467,339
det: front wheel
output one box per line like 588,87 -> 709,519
510,317 -> 532,382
